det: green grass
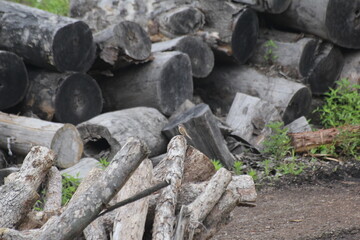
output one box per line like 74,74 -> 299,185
8,0 -> 69,16
61,173 -> 81,206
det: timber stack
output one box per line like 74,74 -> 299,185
0,0 -> 359,239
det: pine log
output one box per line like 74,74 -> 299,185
151,36 -> 214,78
289,125 -> 360,152
0,51 -> 29,110
226,92 -> 282,150
0,1 -> 96,72
196,64 -> 312,124
232,0 -> 291,13
152,136 -> 187,240
162,103 -> 236,169
92,21 -> 152,70
267,0 -> 360,49
339,50 -> 360,86
77,107 -> 168,159
112,159 -> 152,240
0,112 -> 83,169
36,138 -> 149,240
95,51 -> 193,116
17,69 -> 103,125
285,116 -> 312,134
0,146 -> 55,228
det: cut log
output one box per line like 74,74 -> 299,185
267,0 -> 360,49
77,107 -> 168,159
92,21 -> 152,70
152,136 -> 187,240
339,50 -> 360,86
60,157 -> 100,180
0,1 -> 96,72
0,51 -> 29,110
43,167 -> 62,213
0,112 -> 83,169
17,68 -> 103,125
36,138 -> 149,240
226,92 -> 283,150
151,36 -> 214,78
249,29 -> 344,95
233,0 -> 291,13
112,159 -> 153,240
289,125 -> 360,152
285,116 -> 312,134
0,167 -> 19,185
162,103 -> 236,169
196,64 -> 312,124
0,146 -> 55,228
95,51 -> 193,116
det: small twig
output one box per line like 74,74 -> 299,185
95,180 -> 170,219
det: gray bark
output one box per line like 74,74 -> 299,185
77,107 -> 168,160
43,167 -> 62,213
285,116 -> 312,134
0,1 -> 96,72
339,50 -> 360,87
233,0 -> 291,13
0,51 -> 28,110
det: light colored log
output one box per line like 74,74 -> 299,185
339,50 -> 360,86
43,167 -> 62,213
0,112 -> 83,169
0,146 -> 55,228
152,136 -> 187,240
285,116 -> 312,133
233,0 -> 291,13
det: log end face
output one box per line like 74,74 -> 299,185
53,21 -> 96,72
0,51 -> 29,110
282,86 -> 312,125
231,8 -> 259,64
299,39 -> 318,77
54,73 -> 103,125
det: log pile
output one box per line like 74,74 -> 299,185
1,0 -> 360,239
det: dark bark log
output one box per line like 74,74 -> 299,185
37,138 -> 149,240
196,64 -> 312,124
226,92 -> 282,150
92,21 -> 152,70
17,68 -> 103,125
267,0 -> 360,49
0,112 -> 83,169
339,50 -> 360,86
0,146 -> 55,228
162,103 -> 236,169
77,107 -> 168,159
95,51 -> 193,116
233,0 -> 291,13
0,51 -> 29,110
152,36 -> 214,78
0,1 -> 96,72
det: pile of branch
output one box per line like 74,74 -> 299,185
0,136 -> 256,240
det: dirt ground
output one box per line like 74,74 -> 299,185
212,178 -> 360,240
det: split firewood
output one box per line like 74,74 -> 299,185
152,136 -> 187,240
93,51 -> 193,116
0,1 -> 96,72
162,103 -> 236,169
0,51 -> 28,110
92,21 -> 152,70
77,107 -> 168,159
17,68 -> 103,125
289,125 -> 360,152
0,146 -> 55,228
0,112 -> 83,169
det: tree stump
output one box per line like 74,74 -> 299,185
0,51 -> 28,110
0,1 -> 96,72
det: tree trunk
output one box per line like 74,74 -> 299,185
37,138 -> 149,240
0,1 -> 96,72
267,0 -> 360,49
17,68 -> 103,125
162,103 -> 236,169
152,136 -> 187,240
94,51 -> 193,116
92,21 -> 152,70
112,159 -> 153,240
233,0 -> 291,13
196,64 -> 312,124
0,146 -> 55,228
226,92 -> 282,150
0,51 -> 29,110
151,36 -> 214,78
0,112 -> 83,169
77,107 -> 168,160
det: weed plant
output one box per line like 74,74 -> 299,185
9,0 -> 69,16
